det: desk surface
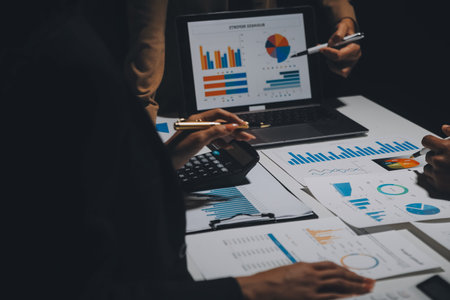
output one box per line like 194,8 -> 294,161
182,95 -> 449,293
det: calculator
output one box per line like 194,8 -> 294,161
176,140 -> 259,192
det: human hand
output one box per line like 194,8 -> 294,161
236,261 -> 375,300
320,18 -> 361,78
422,125 -> 450,194
166,108 -> 255,169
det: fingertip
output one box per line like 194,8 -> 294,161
225,123 -> 239,131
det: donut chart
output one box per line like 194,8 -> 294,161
265,34 -> 291,63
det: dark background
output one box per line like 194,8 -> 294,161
325,1 -> 449,136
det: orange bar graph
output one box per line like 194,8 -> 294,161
214,51 -> 221,69
231,49 -> 236,67
306,228 -> 342,245
204,82 -> 226,89
203,74 -> 225,81
200,46 -> 206,70
205,90 -> 227,97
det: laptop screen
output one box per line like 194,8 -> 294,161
186,13 -> 313,111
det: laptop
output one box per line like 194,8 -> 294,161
176,6 -> 368,148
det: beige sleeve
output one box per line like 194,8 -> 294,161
125,0 -> 168,123
320,0 -> 357,24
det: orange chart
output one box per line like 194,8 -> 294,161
384,158 -> 420,169
306,228 -> 342,245
265,34 -> 291,63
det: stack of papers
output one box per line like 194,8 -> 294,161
187,217 -> 439,280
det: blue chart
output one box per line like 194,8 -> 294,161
406,203 -> 440,215
333,182 -> 352,197
287,140 -> 420,165
201,187 -> 260,220
366,211 -> 386,222
349,198 -> 371,210
155,122 -> 169,133
377,184 -> 408,195
264,70 -> 300,91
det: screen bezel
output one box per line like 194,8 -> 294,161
176,6 -> 322,116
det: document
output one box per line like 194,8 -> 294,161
305,170 -> 450,228
344,286 -> 429,300
185,163 -> 313,233
262,136 -> 425,185
412,221 -> 450,251
186,217 -> 439,280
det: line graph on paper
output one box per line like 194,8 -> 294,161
307,168 -> 366,176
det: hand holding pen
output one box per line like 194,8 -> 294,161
166,109 -> 255,170
420,125 -> 450,194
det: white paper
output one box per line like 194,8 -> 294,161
305,170 -> 450,228
185,163 -> 313,233
155,116 -> 177,142
186,217 -> 439,280
262,136 -> 425,185
412,221 -> 450,251
344,286 -> 429,300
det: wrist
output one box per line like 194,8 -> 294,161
338,16 -> 359,34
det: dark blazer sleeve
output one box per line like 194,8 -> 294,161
6,16 -> 243,300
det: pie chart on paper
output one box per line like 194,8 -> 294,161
265,34 -> 291,63
406,203 -> 440,215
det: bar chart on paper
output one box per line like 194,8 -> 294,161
286,139 -> 419,166
201,187 -> 260,220
305,171 -> 450,228
262,137 -> 423,185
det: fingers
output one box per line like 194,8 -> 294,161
442,124 -> 450,137
328,19 -> 355,46
422,135 -> 447,152
318,278 -> 373,294
320,43 -> 361,62
189,108 -> 244,124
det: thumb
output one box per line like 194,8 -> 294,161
442,124 -> 450,137
328,23 -> 347,46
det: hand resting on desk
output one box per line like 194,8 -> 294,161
236,261 -> 375,300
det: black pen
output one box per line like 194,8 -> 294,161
291,32 -> 364,58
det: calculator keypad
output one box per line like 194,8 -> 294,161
177,151 -> 236,185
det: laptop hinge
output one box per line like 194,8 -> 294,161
249,105 -> 265,111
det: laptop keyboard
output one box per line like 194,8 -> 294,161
238,106 -> 336,128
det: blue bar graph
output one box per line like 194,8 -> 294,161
201,187 -> 259,219
264,70 -> 301,91
286,140 -> 419,166
268,233 -> 297,263
366,211 -> 386,222
349,198 -> 370,210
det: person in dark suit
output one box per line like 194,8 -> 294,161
3,1 -> 374,299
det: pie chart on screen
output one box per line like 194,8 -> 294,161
265,34 -> 291,63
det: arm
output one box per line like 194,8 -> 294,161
319,0 -> 362,78
422,125 -> 450,194
124,0 -> 168,123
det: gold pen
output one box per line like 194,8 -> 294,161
174,120 -> 249,130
